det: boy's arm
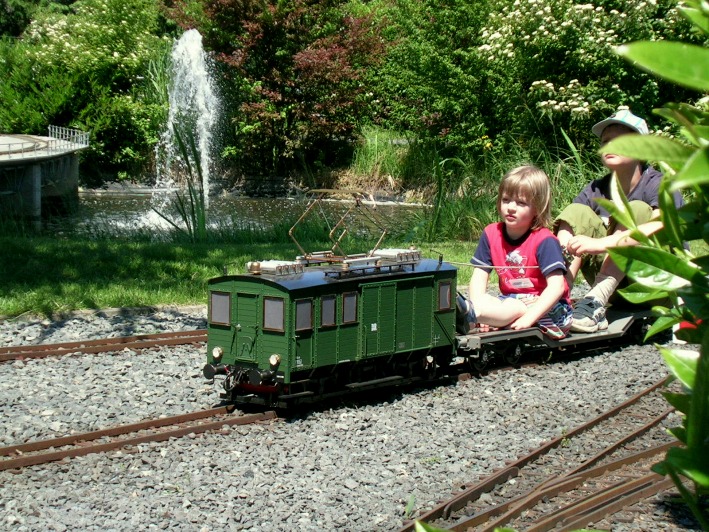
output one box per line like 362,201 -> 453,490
469,267 -> 490,300
509,271 -> 566,330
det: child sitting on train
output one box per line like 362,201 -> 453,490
457,165 -> 573,339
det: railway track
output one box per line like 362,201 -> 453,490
0,329 -> 207,362
0,407 -> 276,471
400,376 -> 678,531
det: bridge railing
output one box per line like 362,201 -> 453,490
0,126 -> 90,160
47,126 -> 91,151
0,139 -> 38,158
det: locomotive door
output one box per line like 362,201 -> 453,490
362,283 -> 396,357
234,292 -> 259,361
294,299 -> 313,369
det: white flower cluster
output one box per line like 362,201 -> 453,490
479,0 -> 684,118
24,0 -> 161,74
531,79 -> 592,114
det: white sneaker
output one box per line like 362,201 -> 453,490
570,296 -> 609,333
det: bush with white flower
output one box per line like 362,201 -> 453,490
477,0 -> 700,148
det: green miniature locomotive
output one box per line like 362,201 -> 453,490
202,189 -> 656,407
203,249 -> 458,407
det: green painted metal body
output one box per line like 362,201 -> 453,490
206,258 -> 457,385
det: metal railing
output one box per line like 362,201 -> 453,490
0,126 -> 90,160
47,125 -> 90,150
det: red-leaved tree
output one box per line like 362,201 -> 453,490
164,0 -> 387,175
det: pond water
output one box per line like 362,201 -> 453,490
61,189 -> 426,241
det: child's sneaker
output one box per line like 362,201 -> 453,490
456,294 -> 476,335
570,296 -> 609,333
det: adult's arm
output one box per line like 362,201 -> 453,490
565,216 -> 663,256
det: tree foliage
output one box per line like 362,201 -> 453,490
1,0 -> 705,184
165,0 -> 388,174
369,0 -> 702,163
368,0 -> 488,153
0,0 -> 76,37
0,0 -> 173,182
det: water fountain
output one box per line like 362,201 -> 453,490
154,29 -> 219,211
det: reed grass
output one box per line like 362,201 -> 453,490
351,126 -> 603,241
152,125 -> 208,242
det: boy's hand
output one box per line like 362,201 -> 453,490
509,313 -> 537,330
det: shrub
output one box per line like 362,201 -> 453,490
370,0 -> 701,164
166,0 -> 388,176
598,0 -> 709,526
3,0 -> 171,182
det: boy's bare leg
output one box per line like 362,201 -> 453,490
556,221 -> 582,283
472,293 -> 527,328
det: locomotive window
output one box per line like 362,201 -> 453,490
438,281 -> 452,311
342,292 -> 358,323
263,297 -> 285,332
321,296 -> 336,327
295,299 -> 313,331
209,291 -> 230,325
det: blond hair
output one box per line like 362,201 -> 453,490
497,165 -> 552,230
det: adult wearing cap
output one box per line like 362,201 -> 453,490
554,109 -> 684,333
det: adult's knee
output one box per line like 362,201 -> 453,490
554,203 -> 605,238
609,201 -> 654,232
628,200 -> 654,225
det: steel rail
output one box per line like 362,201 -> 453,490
470,441 -> 677,532
0,329 -> 207,362
398,375 -> 670,531
525,472 -> 674,532
0,408 -> 276,471
552,475 -> 675,532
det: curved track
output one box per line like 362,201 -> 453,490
400,376 -> 678,531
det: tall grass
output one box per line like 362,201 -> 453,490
349,125 -> 603,242
152,125 -> 208,242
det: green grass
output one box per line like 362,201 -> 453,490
2,233 -> 705,318
0,237 -> 295,317
0,233 -> 478,318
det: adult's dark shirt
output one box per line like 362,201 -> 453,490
573,165 -> 684,220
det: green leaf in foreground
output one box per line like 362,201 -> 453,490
669,147 -> 709,190
616,41 -> 709,92
599,134 -> 694,166
609,246 -> 702,291
659,346 -> 698,389
617,282 -> 669,304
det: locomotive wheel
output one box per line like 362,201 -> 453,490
470,349 -> 491,372
504,344 -> 523,365
421,355 -> 437,379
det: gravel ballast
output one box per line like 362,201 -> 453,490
0,308 -> 700,531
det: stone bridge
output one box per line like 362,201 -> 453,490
0,126 -> 90,226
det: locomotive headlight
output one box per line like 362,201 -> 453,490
269,354 -> 281,367
212,346 -> 224,361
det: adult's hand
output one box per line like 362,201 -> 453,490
565,234 -> 610,255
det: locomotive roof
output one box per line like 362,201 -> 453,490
209,257 -> 456,292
